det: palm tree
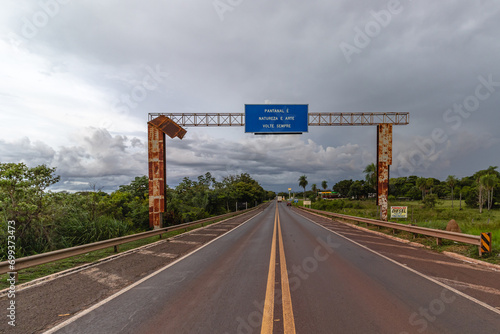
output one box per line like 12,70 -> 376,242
478,176 -> 487,213
298,175 -> 308,200
416,177 -> 427,199
456,185 -> 463,210
474,167 -> 498,213
474,166 -> 498,182
426,178 -> 434,194
363,163 -> 377,192
481,174 -> 498,211
321,180 -> 328,191
311,184 -> 318,199
490,175 -> 499,210
446,175 -> 458,208
485,166 -> 498,175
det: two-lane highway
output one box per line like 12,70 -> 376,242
279,205 -> 500,333
46,202 -> 500,333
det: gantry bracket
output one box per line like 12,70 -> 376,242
147,116 -> 186,229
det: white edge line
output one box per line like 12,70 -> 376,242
293,210 -> 500,316
43,210 -> 265,334
300,209 -> 500,271
0,209 -> 259,296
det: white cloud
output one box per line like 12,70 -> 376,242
0,137 -> 55,166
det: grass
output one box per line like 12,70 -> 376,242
306,198 -> 500,264
0,217 -> 229,290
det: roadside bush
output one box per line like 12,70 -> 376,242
55,215 -> 130,248
351,201 -> 362,209
313,199 -> 346,211
422,194 -> 439,208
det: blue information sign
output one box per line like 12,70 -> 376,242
245,104 -> 308,133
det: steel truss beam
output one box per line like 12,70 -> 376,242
308,112 -> 409,126
149,113 -> 245,127
149,112 -> 409,127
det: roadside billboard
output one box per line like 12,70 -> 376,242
390,206 -> 408,219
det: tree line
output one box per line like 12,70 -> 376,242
293,165 -> 499,211
0,163 -> 273,259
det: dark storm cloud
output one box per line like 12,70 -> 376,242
164,133 -> 366,191
2,0 -> 500,191
0,128 -> 146,192
3,127 -> 360,192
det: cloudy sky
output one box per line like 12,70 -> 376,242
1,0 -> 499,193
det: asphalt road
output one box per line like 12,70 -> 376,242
46,202 -> 500,334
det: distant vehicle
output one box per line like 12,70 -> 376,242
286,202 -> 292,206
277,196 -> 283,202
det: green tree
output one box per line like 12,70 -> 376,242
266,191 -> 276,200
118,176 -> 148,199
363,163 -> 377,192
168,172 -> 267,222
298,175 -> 308,200
422,193 -> 439,208
114,176 -> 149,229
463,185 -> 478,209
426,178 -> 435,194
416,177 -> 427,199
484,166 -> 499,176
311,184 -> 318,198
481,174 -> 497,211
473,167 -> 499,212
454,185 -> 463,209
0,163 -> 60,255
333,179 -> 353,198
348,180 -> 364,200
321,180 -> 328,191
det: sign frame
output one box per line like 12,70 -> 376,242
244,104 -> 309,134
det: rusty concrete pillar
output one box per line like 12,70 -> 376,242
148,124 -> 166,229
147,115 -> 186,229
377,124 -> 392,221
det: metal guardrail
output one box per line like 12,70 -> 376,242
298,207 -> 489,256
0,205 -> 267,275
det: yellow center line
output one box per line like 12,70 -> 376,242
261,205 -> 278,334
261,203 -> 296,334
278,209 -> 296,333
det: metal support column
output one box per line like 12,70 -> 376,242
377,124 -> 392,221
148,124 -> 166,229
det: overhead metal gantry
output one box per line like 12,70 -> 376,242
148,112 -> 409,127
148,112 -> 409,228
